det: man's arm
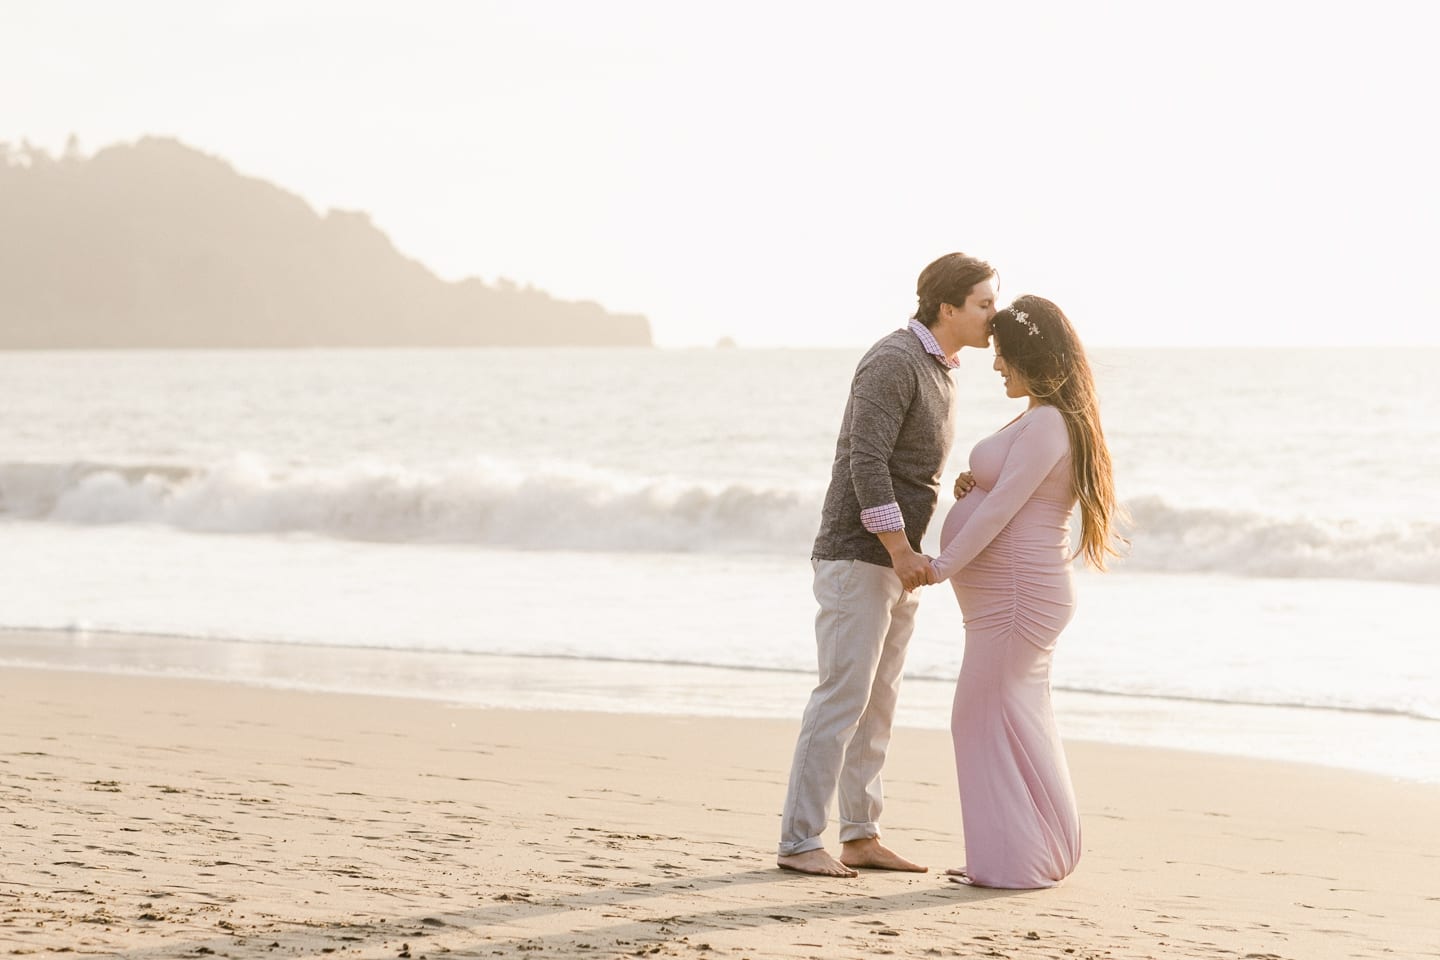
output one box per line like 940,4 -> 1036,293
846,351 -> 931,589
876,529 -> 934,591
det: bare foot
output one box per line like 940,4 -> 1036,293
944,866 -> 975,885
840,838 -> 928,872
777,849 -> 858,877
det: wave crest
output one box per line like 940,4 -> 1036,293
1122,495 -> 1440,585
3,460 -> 1438,584
0,457 -> 818,553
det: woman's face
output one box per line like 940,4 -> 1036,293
993,349 -> 1031,399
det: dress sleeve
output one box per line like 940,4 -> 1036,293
930,407 -> 1069,581
846,350 -> 917,524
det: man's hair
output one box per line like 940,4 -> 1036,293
913,253 -> 996,328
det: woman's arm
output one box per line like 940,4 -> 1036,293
930,407 -> 1069,581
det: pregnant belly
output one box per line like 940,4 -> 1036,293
939,488 -> 985,552
938,489 -> 1072,575
940,490 -> 1076,645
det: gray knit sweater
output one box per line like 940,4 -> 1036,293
812,328 -> 957,567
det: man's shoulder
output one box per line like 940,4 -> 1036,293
858,328 -> 926,369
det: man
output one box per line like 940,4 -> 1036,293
777,252 -> 997,877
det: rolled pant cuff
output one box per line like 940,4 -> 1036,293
777,836 -> 826,857
838,820 -> 880,844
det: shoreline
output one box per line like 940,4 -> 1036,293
3,626 -> 1438,785
2,669 -> 1438,959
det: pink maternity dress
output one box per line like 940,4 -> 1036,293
930,403 -> 1082,888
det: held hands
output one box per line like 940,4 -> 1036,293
921,556 -> 941,587
954,470 -> 977,499
876,529 -> 942,591
878,474 -> 974,592
892,548 -> 943,590
891,548 -> 934,592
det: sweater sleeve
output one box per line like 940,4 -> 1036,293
930,407 -> 1069,581
846,349 -> 917,523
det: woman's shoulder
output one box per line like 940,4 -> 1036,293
1005,403 -> 1064,431
1025,403 -> 1065,426
1019,404 -> 1070,451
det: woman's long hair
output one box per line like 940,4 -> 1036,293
990,295 -> 1126,569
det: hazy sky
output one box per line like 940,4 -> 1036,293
4,1 -> 1437,347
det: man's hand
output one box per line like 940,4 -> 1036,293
954,471 -> 976,499
890,549 -> 933,592
875,531 -> 931,590
875,530 -> 934,591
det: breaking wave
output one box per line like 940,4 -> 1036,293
2,460 -> 1437,585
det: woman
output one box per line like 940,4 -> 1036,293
928,295 -> 1123,889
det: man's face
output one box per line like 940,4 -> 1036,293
941,279 -> 998,349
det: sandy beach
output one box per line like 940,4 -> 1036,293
2,668 -> 1437,960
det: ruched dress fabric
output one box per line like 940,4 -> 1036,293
930,404 -> 1081,888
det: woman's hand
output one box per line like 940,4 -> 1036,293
954,471 -> 977,499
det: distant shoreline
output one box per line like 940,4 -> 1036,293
1,137 -> 651,348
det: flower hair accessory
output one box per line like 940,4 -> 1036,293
1012,310 -> 1041,336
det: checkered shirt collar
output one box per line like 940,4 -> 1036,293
907,319 -> 960,369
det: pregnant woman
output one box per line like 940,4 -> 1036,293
928,295 -> 1123,888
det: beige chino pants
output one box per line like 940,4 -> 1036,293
778,558 -> 920,856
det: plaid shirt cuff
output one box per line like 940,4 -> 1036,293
860,502 -> 906,533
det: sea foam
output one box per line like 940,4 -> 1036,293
2,458 -> 1438,585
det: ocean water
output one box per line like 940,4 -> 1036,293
1,345 -> 1437,781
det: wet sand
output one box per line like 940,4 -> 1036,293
2,669 -> 1437,959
